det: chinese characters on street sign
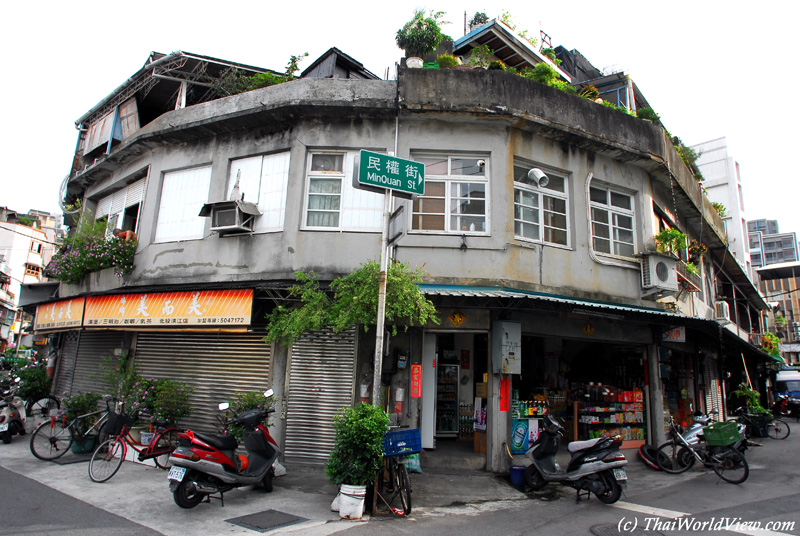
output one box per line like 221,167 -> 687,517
357,150 -> 425,196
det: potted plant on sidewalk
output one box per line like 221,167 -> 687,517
61,391 -> 103,453
325,403 -> 390,519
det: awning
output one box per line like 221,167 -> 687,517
419,284 -> 780,364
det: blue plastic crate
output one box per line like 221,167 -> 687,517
383,428 -> 422,456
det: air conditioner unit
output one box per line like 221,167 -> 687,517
641,254 -> 678,292
198,200 -> 261,236
714,301 -> 731,324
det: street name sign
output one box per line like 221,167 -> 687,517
356,150 -> 425,197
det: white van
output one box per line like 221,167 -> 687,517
774,369 -> 800,398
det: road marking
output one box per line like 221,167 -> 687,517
610,501 -> 688,519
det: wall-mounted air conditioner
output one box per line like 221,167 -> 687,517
714,301 -> 731,324
198,200 -> 261,236
640,253 -> 678,293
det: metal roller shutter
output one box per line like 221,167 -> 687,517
283,328 -> 356,465
54,331 -> 80,397
71,332 -> 127,396
133,332 -> 271,433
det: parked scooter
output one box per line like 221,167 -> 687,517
524,413 -> 628,503
772,394 -> 800,421
0,378 -> 27,444
167,390 -> 279,508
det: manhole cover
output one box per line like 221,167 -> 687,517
226,509 -> 306,533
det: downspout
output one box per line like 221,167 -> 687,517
585,172 -> 638,270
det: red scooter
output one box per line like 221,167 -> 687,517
167,390 -> 279,508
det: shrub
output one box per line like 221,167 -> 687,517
578,86 -> 600,101
488,60 -> 507,71
325,403 -> 390,486
16,366 -> 51,402
637,106 -> 660,123
436,54 -> 458,69
152,379 -> 195,425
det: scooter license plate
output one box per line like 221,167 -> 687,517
613,468 -> 627,481
167,466 -> 186,482
0,424 -> 7,432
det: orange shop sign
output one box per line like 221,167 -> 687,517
84,289 -> 253,328
34,298 -> 86,332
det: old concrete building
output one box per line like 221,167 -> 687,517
25,24 -> 777,471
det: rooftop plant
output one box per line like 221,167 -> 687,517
654,228 -> 688,256
436,54 -> 459,68
213,52 -> 308,97
396,9 -> 449,58
469,44 -> 494,68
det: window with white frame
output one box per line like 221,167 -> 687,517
95,175 -> 146,235
513,162 -> 569,246
303,151 -> 383,231
411,155 -> 488,234
154,166 -> 212,243
590,184 -> 635,258
228,151 -> 290,233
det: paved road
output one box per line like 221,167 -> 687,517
1,421 -> 799,535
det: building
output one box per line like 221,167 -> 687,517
748,218 -> 800,365
0,209 -> 52,348
23,23 -> 776,472
691,138 -> 752,278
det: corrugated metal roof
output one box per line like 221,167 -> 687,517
419,284 -> 688,319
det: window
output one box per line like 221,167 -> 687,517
411,155 -> 488,234
513,162 -> 568,245
228,151 -> 290,232
25,263 -> 42,278
590,185 -> 635,258
30,242 -> 43,254
155,166 -> 212,243
303,151 -> 383,231
94,174 -> 146,239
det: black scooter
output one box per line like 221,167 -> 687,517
524,414 -> 628,504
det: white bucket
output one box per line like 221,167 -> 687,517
338,484 -> 367,519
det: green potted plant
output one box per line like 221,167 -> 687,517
61,391 -> 103,452
469,44 -> 493,69
224,390 -> 276,442
436,53 -> 458,69
325,403 -> 390,519
151,378 -> 195,426
396,9 -> 448,67
654,228 -> 688,257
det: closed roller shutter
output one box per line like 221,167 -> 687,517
54,331 -> 80,397
283,328 -> 356,465
133,332 -> 271,432
71,332 -> 127,396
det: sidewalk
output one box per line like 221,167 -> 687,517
0,435 -> 540,535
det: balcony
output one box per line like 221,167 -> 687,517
676,260 -> 702,292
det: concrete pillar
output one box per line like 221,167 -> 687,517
647,342 -> 666,446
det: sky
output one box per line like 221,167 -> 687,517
2,1 -> 797,235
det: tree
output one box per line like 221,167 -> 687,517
265,261 -> 439,345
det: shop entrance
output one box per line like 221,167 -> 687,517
421,332 -> 488,458
511,336 -> 649,451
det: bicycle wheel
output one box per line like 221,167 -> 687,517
152,429 -> 179,469
27,396 -> 60,422
395,463 -> 411,515
711,445 -> 748,484
655,442 -> 695,474
30,420 -> 73,461
89,438 -> 125,482
766,419 -> 790,440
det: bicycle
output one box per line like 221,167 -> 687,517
26,395 -> 61,422
29,397 -> 111,461
729,407 -> 790,440
656,416 -> 748,484
88,405 -> 179,483
374,427 -> 419,516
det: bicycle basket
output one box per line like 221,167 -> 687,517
702,421 -> 738,446
105,411 -> 134,436
383,428 -> 422,456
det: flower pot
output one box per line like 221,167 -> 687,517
338,484 -> 367,519
71,437 -> 96,453
406,57 -> 424,68
129,425 -> 147,443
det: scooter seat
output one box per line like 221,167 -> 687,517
568,437 -> 603,453
194,431 -> 238,450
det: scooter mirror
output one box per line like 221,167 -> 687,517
263,389 -> 274,398
14,377 -> 20,384
218,402 -> 230,411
